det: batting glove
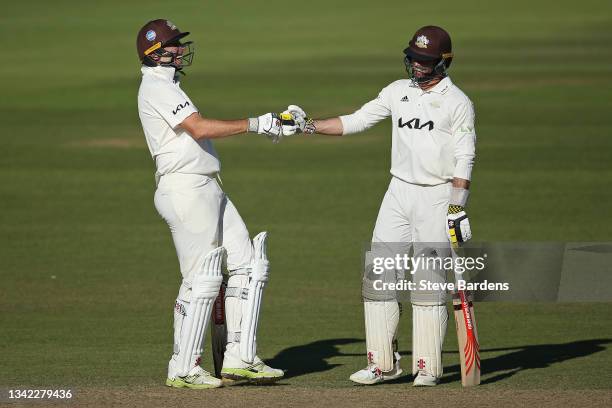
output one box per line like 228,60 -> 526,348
285,105 -> 316,134
447,205 -> 472,244
248,113 -> 282,142
280,112 -> 298,136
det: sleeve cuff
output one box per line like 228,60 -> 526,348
168,107 -> 198,129
340,114 -> 362,135
450,187 -> 470,207
453,161 -> 473,181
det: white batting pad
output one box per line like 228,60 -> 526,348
364,301 -> 400,372
224,272 -> 248,347
240,232 -> 270,363
171,282 -> 191,356
412,303 -> 448,378
173,247 -> 225,376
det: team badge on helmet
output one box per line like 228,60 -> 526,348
415,35 -> 429,49
145,30 -> 156,41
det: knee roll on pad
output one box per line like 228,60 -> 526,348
364,301 -> 400,372
363,247 -> 406,302
412,303 -> 448,378
177,280 -> 191,302
174,247 -> 225,376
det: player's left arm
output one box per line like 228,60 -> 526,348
447,100 -> 477,244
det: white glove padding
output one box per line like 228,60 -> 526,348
447,205 -> 472,244
249,113 -> 282,142
287,105 -> 307,124
280,112 -> 299,136
286,104 -> 316,134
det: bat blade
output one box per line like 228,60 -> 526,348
211,281 -> 227,378
453,290 -> 481,386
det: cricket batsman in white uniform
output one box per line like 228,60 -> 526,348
283,26 -> 476,386
136,19 -> 289,389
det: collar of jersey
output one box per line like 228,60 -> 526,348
141,65 -> 178,83
420,76 -> 452,95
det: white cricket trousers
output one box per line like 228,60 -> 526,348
154,173 -> 253,284
373,177 -> 451,244
372,176 -> 452,304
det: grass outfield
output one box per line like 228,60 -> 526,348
1,0 -> 612,404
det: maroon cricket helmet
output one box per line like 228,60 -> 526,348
403,25 -> 453,69
136,19 -> 190,63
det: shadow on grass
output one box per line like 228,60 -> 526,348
267,338 -> 612,384
266,338 -> 361,379
440,338 -> 612,385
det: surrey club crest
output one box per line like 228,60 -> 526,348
415,35 -> 429,48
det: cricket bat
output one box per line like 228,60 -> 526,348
450,243 -> 481,386
211,280 -> 227,378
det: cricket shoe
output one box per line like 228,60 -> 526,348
166,365 -> 223,389
221,347 -> 284,384
412,371 -> 439,387
349,354 -> 403,385
221,358 -> 284,384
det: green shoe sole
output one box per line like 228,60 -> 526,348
220,368 -> 284,384
165,377 -> 222,389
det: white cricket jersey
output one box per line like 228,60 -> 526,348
340,77 -> 476,185
137,66 -> 220,176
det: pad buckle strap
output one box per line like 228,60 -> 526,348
225,286 -> 249,299
227,331 -> 241,343
227,267 -> 250,277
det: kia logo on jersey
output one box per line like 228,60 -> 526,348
172,101 -> 190,115
398,117 -> 434,131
